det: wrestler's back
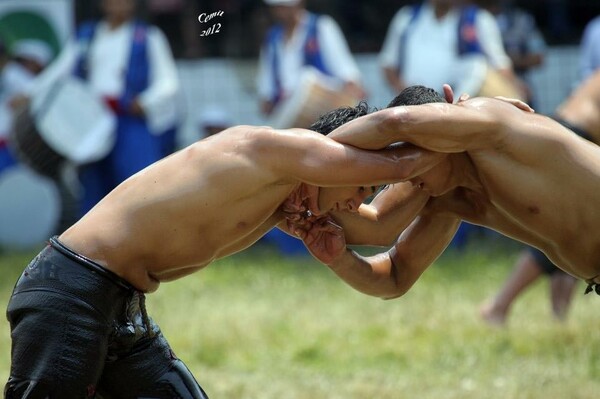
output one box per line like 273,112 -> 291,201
60,126 -> 297,291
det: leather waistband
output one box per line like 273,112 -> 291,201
49,236 -> 134,291
12,237 -> 138,320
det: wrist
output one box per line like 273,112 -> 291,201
327,248 -> 354,269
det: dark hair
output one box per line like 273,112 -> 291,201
309,101 -> 374,135
387,85 -> 445,108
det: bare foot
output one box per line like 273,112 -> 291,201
479,301 -> 506,327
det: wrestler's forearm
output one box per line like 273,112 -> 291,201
326,249 -> 403,299
387,213 -> 461,295
328,105 -> 492,153
327,213 -> 461,299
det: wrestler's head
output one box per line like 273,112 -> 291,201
101,0 -> 137,25
387,85 -> 445,108
297,101 -> 381,215
309,101 -> 372,135
390,85 -> 455,196
264,0 -> 304,28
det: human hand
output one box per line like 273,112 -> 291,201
8,94 -> 30,111
442,84 -> 470,104
493,96 -> 535,113
130,99 -> 145,116
300,215 -> 347,265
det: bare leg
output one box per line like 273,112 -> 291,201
550,272 -> 578,321
480,251 -> 542,326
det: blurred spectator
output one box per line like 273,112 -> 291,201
579,15 -> 600,81
36,0 -> 181,216
0,41 -> 8,172
11,40 -> 53,77
478,0 -> 546,107
197,104 -> 231,137
256,0 -> 365,127
0,39 -> 53,173
379,0 -> 519,99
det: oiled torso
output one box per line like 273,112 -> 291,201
60,129 -> 298,291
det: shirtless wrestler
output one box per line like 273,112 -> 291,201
292,85 -> 600,302
479,70 -> 600,325
4,115 -> 444,398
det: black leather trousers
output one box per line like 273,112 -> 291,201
5,237 -> 209,399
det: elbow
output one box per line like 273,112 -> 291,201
382,107 -> 411,132
381,290 -> 406,300
377,280 -> 409,300
383,249 -> 415,299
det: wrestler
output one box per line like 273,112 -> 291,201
479,70 -> 600,325
4,110 -> 446,398
292,85 -> 600,301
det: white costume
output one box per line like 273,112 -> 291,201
379,2 -> 511,96
256,11 -> 361,104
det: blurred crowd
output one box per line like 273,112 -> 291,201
70,0 -> 600,58
1,0 -> 600,324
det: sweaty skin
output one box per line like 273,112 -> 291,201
555,69 -> 600,143
59,124 -> 445,292
299,96 -> 600,298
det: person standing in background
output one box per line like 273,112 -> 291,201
36,0 -> 181,216
0,39 -> 53,173
0,40 -> 11,173
379,0 -> 518,99
256,0 -> 365,124
478,0 -> 546,106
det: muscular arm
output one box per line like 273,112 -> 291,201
326,100 -> 508,152
254,127 -> 445,188
303,208 -> 461,299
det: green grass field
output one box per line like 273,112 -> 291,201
1,239 -> 600,398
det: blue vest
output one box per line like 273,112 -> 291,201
399,4 -> 484,68
74,20 -> 150,112
266,13 -> 331,105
